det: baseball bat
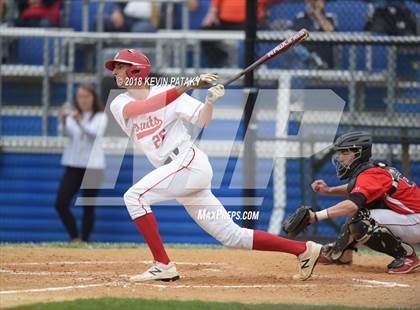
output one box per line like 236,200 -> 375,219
221,28 -> 309,86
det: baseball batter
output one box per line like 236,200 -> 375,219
105,48 -> 322,282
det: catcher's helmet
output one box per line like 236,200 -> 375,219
332,131 -> 372,179
105,48 -> 151,79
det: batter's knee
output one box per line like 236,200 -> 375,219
123,188 -> 150,220
218,225 -> 253,249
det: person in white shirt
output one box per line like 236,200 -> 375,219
106,48 -> 322,282
55,84 -> 108,242
104,1 -> 157,33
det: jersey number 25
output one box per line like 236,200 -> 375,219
152,129 -> 166,149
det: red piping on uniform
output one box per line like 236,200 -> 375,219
137,148 -> 196,208
378,221 -> 420,227
140,203 -> 148,215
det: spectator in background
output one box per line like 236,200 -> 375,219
200,0 -> 267,67
365,0 -> 417,36
55,85 -> 107,242
1,0 -> 17,24
1,0 -> 18,63
15,0 -> 60,27
290,0 -> 337,69
104,0 -> 158,33
160,0 -> 198,29
188,0 -> 198,12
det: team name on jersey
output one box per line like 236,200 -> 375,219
134,116 -> 163,140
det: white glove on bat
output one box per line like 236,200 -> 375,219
206,84 -> 225,103
186,73 -> 218,88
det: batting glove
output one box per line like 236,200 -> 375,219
186,73 -> 218,89
206,84 -> 225,103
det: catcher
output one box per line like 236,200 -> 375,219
283,131 -> 420,274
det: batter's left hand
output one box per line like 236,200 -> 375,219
206,84 -> 224,103
187,73 -> 218,89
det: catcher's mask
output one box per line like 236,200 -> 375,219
105,48 -> 151,80
332,131 -> 372,179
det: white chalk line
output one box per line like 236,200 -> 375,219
0,278 -> 411,296
1,260 -> 225,266
352,279 -> 410,288
314,275 -> 410,288
134,278 -> 411,290
1,260 -> 139,266
201,268 -> 223,272
0,283 -> 119,295
136,283 -> 317,289
0,269 -> 111,276
0,264 -> 411,295
63,277 -> 96,282
0,262 -> 224,279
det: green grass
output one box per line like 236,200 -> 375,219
5,298 -> 414,310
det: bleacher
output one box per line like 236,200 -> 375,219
1,0 -> 420,243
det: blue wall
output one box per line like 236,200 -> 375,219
0,152 -> 273,243
3,152 -> 418,243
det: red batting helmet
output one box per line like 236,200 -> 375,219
105,48 -> 151,79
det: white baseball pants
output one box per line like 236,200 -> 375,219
123,146 -> 253,249
370,209 -> 420,244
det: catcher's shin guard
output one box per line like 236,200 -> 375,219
331,209 -> 373,260
320,243 -> 354,265
331,221 -> 356,260
364,227 -> 408,259
345,209 -> 408,259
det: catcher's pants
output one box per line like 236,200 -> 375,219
123,146 -> 254,249
370,209 -> 420,245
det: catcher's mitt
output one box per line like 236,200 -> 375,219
282,206 -> 311,237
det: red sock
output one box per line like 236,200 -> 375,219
134,213 -> 170,265
252,230 -> 306,256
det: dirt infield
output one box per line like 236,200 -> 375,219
0,246 -> 419,309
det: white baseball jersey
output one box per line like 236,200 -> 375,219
112,85 -> 254,250
110,85 -> 204,167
